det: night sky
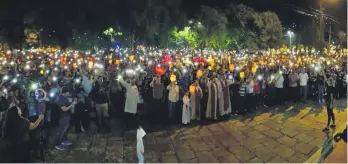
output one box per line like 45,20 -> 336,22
184,0 -> 346,29
0,0 -> 346,44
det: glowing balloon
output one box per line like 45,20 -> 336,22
155,65 -> 166,75
239,72 -> 245,79
196,69 -> 203,78
189,85 -> 196,93
229,64 -> 234,72
115,59 -> 120,65
251,66 -> 257,73
129,54 -> 135,61
170,74 -> 177,82
140,57 -> 145,62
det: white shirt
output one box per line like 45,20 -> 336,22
274,73 -> 284,88
167,84 -> 179,102
137,127 -> 146,162
299,73 -> 309,86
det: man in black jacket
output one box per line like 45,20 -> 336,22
91,76 -> 110,132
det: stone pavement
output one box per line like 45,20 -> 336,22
48,99 -> 347,163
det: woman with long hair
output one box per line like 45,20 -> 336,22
1,106 -> 44,162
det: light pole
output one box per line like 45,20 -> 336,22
319,0 -> 339,52
287,31 -> 294,50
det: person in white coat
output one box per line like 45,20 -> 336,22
119,78 -> 139,130
137,125 -> 146,164
182,91 -> 190,125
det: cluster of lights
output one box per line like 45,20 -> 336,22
0,45 -> 345,88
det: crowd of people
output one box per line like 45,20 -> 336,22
0,48 -> 346,162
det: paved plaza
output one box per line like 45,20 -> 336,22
48,99 -> 347,163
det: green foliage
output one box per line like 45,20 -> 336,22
225,3 -> 283,51
193,6 -> 231,50
103,27 -> 123,43
170,26 -> 198,48
253,11 -> 283,49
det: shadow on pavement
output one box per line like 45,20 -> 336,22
301,107 -> 323,119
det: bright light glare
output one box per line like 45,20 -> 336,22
258,75 -> 263,80
31,83 -> 38,90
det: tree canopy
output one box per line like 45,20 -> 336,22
1,0 -> 342,51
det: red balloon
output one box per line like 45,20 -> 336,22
155,65 -> 166,75
161,55 -> 173,64
193,56 -> 205,64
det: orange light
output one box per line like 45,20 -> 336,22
189,85 -> 196,93
196,69 -> 203,78
229,64 -> 234,71
115,59 -> 120,65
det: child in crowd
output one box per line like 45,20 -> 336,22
137,124 -> 146,164
182,91 -> 190,125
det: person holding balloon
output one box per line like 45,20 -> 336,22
167,74 -> 179,123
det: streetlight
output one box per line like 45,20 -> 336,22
287,31 -> 294,50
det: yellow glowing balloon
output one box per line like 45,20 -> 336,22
229,64 -> 234,71
189,85 -> 196,93
227,56 -> 232,63
73,63 -> 77,68
170,74 -> 177,82
88,61 -> 94,68
251,66 -> 257,73
239,72 -> 245,79
108,59 -> 113,64
297,56 -> 302,63
40,70 -> 44,75
196,69 -> 203,78
129,54 -> 135,61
